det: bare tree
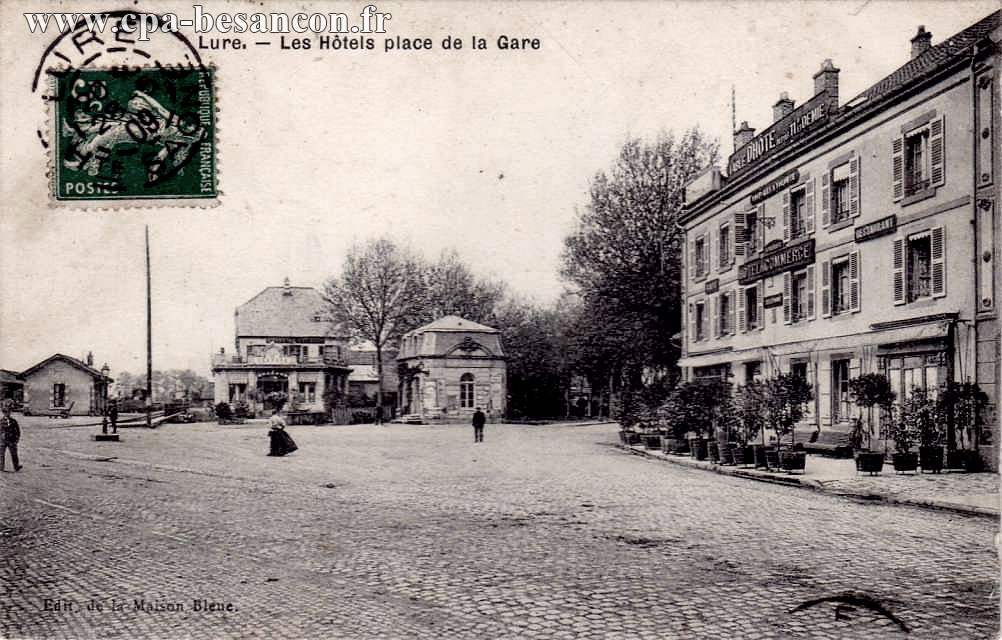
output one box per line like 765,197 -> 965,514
322,237 -> 427,423
423,249 -> 506,324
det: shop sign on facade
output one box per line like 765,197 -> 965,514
728,92 -> 835,176
854,214 -> 897,242
739,238 -> 815,284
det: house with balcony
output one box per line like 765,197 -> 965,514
211,280 -> 352,417
680,13 -> 1000,469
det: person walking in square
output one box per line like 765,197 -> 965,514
472,407 -> 486,443
267,408 -> 297,457
1,403 -> 22,472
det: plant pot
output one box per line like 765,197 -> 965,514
892,452 -> 918,473
718,442 -> 735,465
764,448 -> 780,470
626,431 -> 642,446
753,444 -> 769,468
661,437 -> 677,455
919,445 -> 944,473
690,437 -> 708,461
855,451 -> 884,475
779,450 -> 807,474
643,434 -> 662,450
731,445 -> 746,466
947,449 -> 983,473
707,440 -> 720,463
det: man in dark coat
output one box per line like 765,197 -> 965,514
472,407 -> 486,443
108,401 -> 118,434
1,403 -> 22,472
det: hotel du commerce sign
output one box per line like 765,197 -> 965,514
727,91 -> 837,177
739,238 -> 815,285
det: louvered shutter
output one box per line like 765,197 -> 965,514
757,283 -> 765,331
782,192 -> 791,242
892,136 -> 904,201
710,296 -> 718,338
50,384 -> 55,408
756,204 -> 766,250
783,272 -> 792,324
892,237 -> 906,305
849,250 -> 861,312
821,259 -> 832,318
689,303 -> 697,344
689,237 -> 696,282
821,172 -> 830,228
708,229 -> 716,276
805,178 -> 815,234
930,116 -> 945,187
727,291 -> 736,335
737,287 -> 746,333
734,211 -> 745,256
849,153 -> 860,218
931,226 -> 946,297
807,265 -> 816,320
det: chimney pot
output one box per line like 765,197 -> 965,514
772,92 -> 795,122
910,25 -> 932,58
813,58 -> 840,106
733,120 -> 756,150
86,351 -> 94,367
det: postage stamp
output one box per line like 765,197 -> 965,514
52,66 -> 216,202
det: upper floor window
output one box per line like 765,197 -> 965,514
694,236 -> 707,279
830,163 -> 851,223
790,189 -> 807,239
904,129 -> 930,197
744,285 -> 759,331
694,301 -> 706,342
892,113 -> 945,203
893,227 -> 945,304
791,270 -> 808,322
745,210 -> 759,254
831,257 -> 851,315
717,291 -> 733,336
718,223 -> 731,268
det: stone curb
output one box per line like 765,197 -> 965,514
616,444 -> 1000,519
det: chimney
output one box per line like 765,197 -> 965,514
86,351 -> 94,366
911,25 -> 932,58
734,121 -> 756,150
283,277 -> 292,296
813,58 -> 840,105
773,92 -> 795,122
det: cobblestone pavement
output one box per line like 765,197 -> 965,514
1,419 -> 998,639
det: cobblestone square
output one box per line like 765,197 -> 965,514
1,419 -> 998,639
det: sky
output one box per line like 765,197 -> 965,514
1,0 -> 997,377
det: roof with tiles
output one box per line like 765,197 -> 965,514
235,283 -> 340,338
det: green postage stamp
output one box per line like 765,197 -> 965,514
53,67 -> 216,203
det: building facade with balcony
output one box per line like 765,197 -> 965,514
680,13 -> 1001,469
211,280 -> 352,416
397,316 -> 507,421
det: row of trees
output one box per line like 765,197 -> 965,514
114,369 -> 212,403
321,127 -> 719,419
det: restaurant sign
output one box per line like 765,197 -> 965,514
750,169 -> 799,205
728,91 -> 836,177
854,214 -> 897,242
739,238 -> 815,284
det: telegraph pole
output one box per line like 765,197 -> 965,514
146,225 -> 153,429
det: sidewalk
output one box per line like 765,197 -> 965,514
618,443 -> 1000,518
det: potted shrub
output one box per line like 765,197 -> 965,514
660,379 -> 732,462
897,386 -> 944,473
736,380 -> 768,468
940,381 -> 990,472
889,398 -> 923,473
848,373 -> 895,475
215,401 -> 233,424
763,373 -> 813,473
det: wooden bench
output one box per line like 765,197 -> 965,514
803,430 -> 853,458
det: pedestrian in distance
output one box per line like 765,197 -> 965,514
472,406 -> 486,443
267,408 -> 298,457
108,400 -> 118,434
1,402 -> 22,472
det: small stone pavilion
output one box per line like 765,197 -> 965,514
397,316 -> 507,421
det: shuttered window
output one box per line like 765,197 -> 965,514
893,114 -> 945,203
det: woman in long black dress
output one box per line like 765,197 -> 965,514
267,409 -> 298,457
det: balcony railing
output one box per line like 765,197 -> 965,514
212,353 -> 346,367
